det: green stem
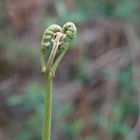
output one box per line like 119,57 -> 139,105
42,33 -> 63,140
40,53 -> 46,73
46,32 -> 63,73
51,45 -> 69,75
42,75 -> 53,140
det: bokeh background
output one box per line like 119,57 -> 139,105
0,0 -> 140,140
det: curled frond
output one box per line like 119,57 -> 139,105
41,24 -> 62,54
57,22 -> 77,54
63,22 -> 77,39
40,22 -> 77,73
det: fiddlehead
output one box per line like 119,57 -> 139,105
57,22 -> 77,54
41,24 -> 62,54
63,22 -> 77,38
40,22 -> 77,74
40,22 -> 77,140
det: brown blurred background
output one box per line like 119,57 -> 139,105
0,0 -> 140,140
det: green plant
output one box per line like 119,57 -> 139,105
40,22 -> 77,140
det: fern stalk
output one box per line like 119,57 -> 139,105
40,22 -> 77,140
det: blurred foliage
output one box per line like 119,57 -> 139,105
6,82 -> 44,140
0,0 -> 140,140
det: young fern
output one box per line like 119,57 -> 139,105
40,22 -> 77,140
